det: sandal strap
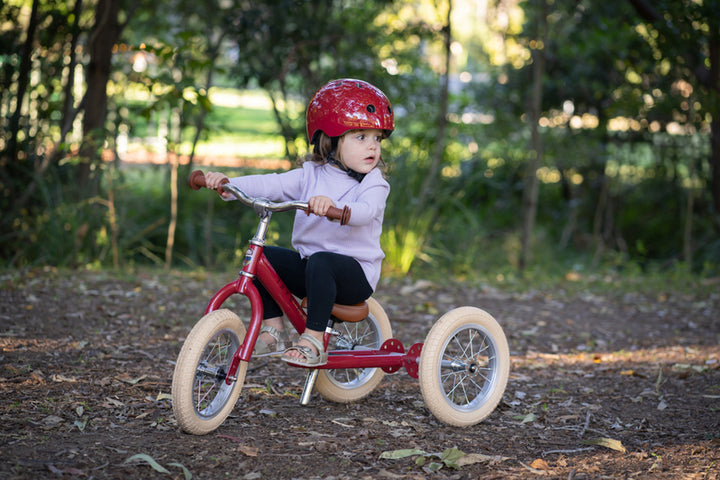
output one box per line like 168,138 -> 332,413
259,325 -> 287,344
298,332 -> 325,354
281,333 -> 328,366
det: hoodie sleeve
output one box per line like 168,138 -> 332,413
224,168 -> 305,202
333,168 -> 389,226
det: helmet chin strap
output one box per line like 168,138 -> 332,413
326,154 -> 366,182
324,137 -> 365,182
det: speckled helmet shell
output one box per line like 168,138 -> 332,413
306,79 -> 394,143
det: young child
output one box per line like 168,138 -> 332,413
204,78 -> 394,367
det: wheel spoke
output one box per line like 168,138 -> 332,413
192,331 -> 239,416
318,299 -> 391,402
438,327 -> 499,407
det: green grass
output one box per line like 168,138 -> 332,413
192,88 -> 294,159
128,88 -> 287,159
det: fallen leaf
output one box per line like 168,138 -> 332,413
103,396 -> 124,407
124,453 -> 170,474
238,445 -> 259,457
116,374 -> 147,385
440,447 -> 465,469
74,417 -> 88,431
530,458 -> 552,470
42,415 -> 65,427
167,462 -> 192,479
580,437 -> 627,453
379,448 -> 427,460
515,412 -> 537,423
520,461 -> 552,475
456,453 -> 510,466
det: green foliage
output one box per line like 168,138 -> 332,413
2,0 -> 720,282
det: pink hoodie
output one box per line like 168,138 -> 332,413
226,161 -> 390,289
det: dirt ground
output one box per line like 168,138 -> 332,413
1,268 -> 718,479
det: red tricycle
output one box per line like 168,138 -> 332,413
171,171 -> 510,435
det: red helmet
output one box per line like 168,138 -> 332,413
306,79 -> 394,143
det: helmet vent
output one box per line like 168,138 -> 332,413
367,104 -> 376,113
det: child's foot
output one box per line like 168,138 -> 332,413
281,331 -> 327,366
253,325 -> 290,357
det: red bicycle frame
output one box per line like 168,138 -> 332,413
206,241 -> 421,385
188,169 -> 421,386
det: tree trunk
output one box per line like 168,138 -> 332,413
711,109 -> 720,215
61,0 -> 84,138
708,20 -> 720,216
165,152 -> 179,270
418,0 -> 452,206
187,29 -> 224,168
629,0 -> 720,216
12,0 -> 85,217
519,0 -> 547,272
591,166 -> 610,266
77,0 -> 122,197
4,0 -> 40,163
267,86 -> 299,161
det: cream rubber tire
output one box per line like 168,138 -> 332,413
315,297 -> 393,403
172,309 -> 248,435
419,306 -> 510,426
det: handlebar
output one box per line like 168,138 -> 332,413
188,170 -> 351,225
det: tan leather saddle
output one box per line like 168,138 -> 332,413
300,298 -> 369,323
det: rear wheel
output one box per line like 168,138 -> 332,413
315,297 -> 392,402
172,309 -> 247,435
419,307 -> 509,427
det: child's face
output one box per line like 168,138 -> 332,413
337,129 -> 383,174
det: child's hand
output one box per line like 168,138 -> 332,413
308,195 -> 336,217
205,171 -> 231,198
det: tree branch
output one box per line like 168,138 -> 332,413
627,0 -> 662,22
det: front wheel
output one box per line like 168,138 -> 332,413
172,309 -> 247,435
419,307 -> 510,427
315,297 -> 392,403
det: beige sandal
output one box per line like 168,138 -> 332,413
253,325 -> 291,357
281,333 -> 328,367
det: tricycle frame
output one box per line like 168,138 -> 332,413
171,171 -> 510,435
207,235 -> 422,385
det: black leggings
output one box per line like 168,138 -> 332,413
256,246 -> 373,332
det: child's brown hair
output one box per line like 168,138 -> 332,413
299,131 -> 387,175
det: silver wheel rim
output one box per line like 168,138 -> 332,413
436,324 -> 500,412
193,328 -> 240,418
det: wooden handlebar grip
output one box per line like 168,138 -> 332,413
188,170 -> 207,190
327,205 -> 351,226
189,170 -> 228,192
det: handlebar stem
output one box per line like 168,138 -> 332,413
251,214 -> 272,247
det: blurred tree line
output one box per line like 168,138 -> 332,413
1,0 -> 718,278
